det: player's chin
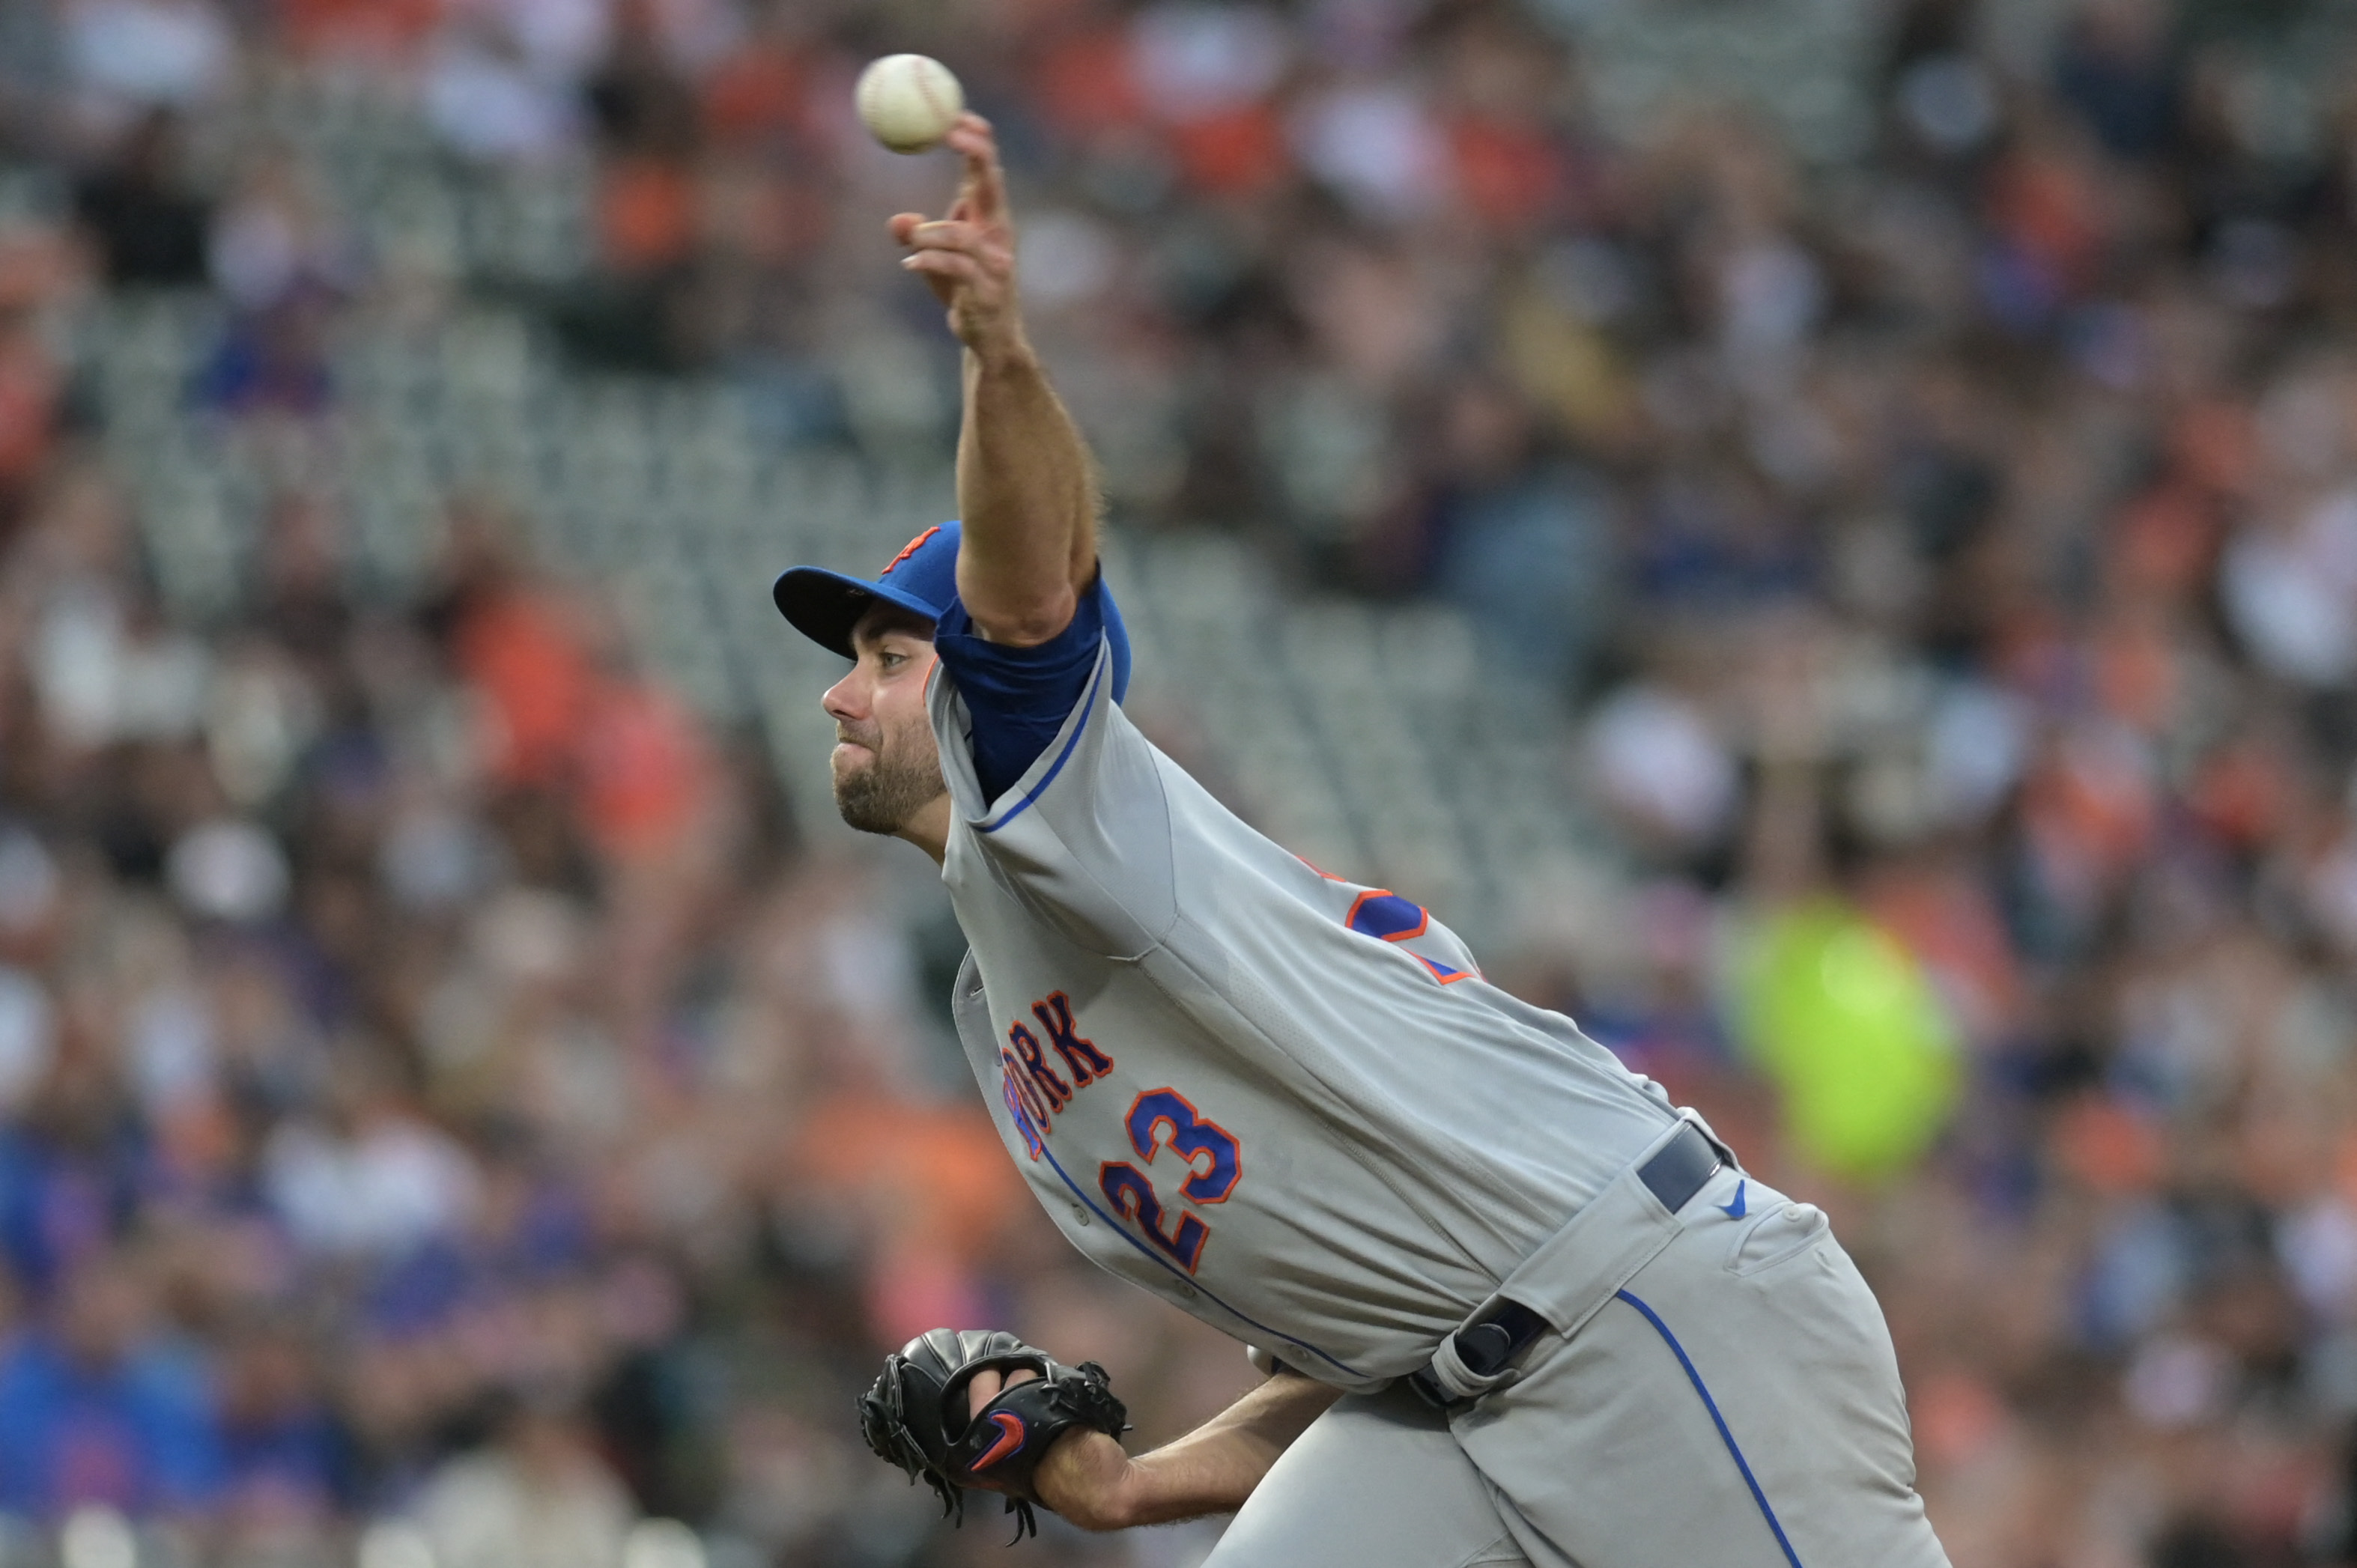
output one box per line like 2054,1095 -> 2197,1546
831,785 -> 896,836
833,742 -> 894,798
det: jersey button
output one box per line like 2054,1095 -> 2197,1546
1178,1284 -> 1198,1299
1072,1206 -> 1091,1227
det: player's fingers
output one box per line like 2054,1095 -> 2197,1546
907,227 -> 1013,291
911,236 -> 1013,296
964,1365 -> 1040,1420
886,211 -> 925,246
944,115 -> 1007,223
903,219 -> 984,255
901,250 -> 986,288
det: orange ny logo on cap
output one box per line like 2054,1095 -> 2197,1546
880,526 -> 941,575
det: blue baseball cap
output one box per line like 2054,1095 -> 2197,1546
772,521 -> 1130,700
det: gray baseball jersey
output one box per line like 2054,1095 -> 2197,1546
930,630 -> 1678,1391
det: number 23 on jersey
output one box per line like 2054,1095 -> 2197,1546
998,995 -> 1243,1274
1099,1089 -> 1241,1273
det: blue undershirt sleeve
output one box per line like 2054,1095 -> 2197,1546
932,574 -> 1114,803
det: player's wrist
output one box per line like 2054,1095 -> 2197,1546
1034,1429 -> 1135,1531
964,328 -> 1040,378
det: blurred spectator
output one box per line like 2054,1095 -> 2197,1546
72,112 -> 210,289
190,284 -> 339,419
61,0 -> 234,131
212,1314 -> 348,1534
0,243 -> 76,537
2052,0 -> 2184,164
275,0 -> 437,69
422,25 -> 585,166
261,1049 -> 476,1262
207,151 -> 354,314
413,1392 -> 635,1568
0,1254 -> 222,1519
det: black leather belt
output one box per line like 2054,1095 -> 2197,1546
1410,1124 -> 1722,1411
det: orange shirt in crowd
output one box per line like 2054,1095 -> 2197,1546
576,678 -> 714,861
599,157 -> 699,276
452,589 -> 599,789
275,0 -> 440,64
1448,116 -> 1564,234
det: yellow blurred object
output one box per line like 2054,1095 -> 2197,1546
1496,282 -> 1632,445
1735,899 -> 1962,1181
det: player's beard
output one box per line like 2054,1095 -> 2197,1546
831,713 -> 947,836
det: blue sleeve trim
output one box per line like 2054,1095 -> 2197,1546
1614,1289 -> 1807,1568
977,654 -> 1107,835
935,577 -> 1111,801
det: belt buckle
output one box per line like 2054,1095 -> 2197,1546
1407,1366 -> 1472,1414
1410,1313 -> 1529,1414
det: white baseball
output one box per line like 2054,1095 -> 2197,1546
855,54 -> 965,154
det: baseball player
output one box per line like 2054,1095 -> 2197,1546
772,115 -> 1952,1568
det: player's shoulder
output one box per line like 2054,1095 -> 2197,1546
1247,854 -> 1487,985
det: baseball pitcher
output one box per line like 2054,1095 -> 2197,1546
771,115 -> 1952,1568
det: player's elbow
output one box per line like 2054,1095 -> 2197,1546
962,586 -> 1079,648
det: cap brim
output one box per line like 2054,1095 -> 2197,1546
771,567 -> 940,657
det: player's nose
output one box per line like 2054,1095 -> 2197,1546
822,667 -> 867,723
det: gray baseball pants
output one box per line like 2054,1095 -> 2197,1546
1205,1125 -> 1951,1568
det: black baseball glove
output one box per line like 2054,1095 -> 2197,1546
858,1328 -> 1129,1538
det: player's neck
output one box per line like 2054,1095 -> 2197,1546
897,794 -> 952,865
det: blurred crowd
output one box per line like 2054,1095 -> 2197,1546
0,0 -> 2351,1564
0,432 -> 1272,1568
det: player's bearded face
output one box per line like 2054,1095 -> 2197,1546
830,644 -> 947,836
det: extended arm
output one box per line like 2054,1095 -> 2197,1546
894,115 -> 1097,647
1032,1370 -> 1342,1531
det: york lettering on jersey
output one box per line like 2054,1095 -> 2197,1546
1007,1023 -> 1071,1111
1034,992 -> 1114,1084
992,997 -> 1247,1276
1001,1045 -> 1055,1151
1003,993 -> 1117,1131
